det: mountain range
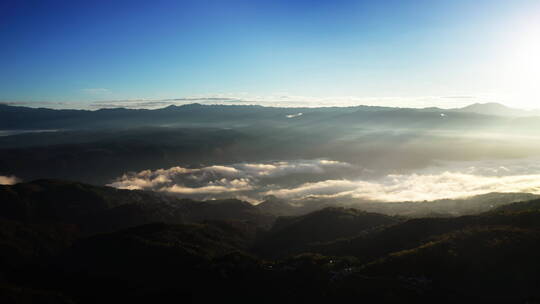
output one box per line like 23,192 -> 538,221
3,102 -> 540,186
1,102 -> 538,130
1,179 -> 540,303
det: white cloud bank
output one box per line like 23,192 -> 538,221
109,158 -> 540,203
108,159 -> 351,201
265,172 -> 540,202
0,175 -> 20,185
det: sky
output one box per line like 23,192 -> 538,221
1,0 -> 540,109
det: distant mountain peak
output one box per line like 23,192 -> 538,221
179,103 -> 204,107
461,102 -> 511,111
455,102 -> 537,117
159,103 -> 204,110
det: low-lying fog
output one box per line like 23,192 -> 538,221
4,103 -> 540,210
108,157 -> 540,204
0,129 -> 60,137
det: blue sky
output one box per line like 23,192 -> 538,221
1,0 -> 539,109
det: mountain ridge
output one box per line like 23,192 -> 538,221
452,102 -> 540,117
2,178 -> 540,302
2,102 -> 539,130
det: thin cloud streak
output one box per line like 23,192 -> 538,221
86,94 -> 495,110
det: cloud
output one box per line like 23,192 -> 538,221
264,179 -> 359,199
162,178 -> 252,194
109,158 -> 540,203
286,113 -> 303,118
108,159 -> 352,200
441,95 -> 477,99
0,101 -> 71,108
265,158 -> 540,202
236,160 -> 350,178
90,97 -> 242,109
264,172 -> 540,202
0,101 -> 30,106
82,88 -> 111,95
0,175 -> 20,185
84,93 -> 492,110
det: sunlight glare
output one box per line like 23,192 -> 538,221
501,19 -> 540,108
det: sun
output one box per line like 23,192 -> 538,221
511,28 -> 540,76
500,21 -> 540,108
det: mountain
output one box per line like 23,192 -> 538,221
2,179 -> 540,303
0,127 -> 255,184
254,192 -> 540,218
3,221 -> 267,304
454,102 -> 540,117
0,102 -> 529,131
492,198 -> 540,213
356,226 -> 540,300
0,103 -> 353,130
255,196 -> 309,216
3,103 -> 540,186
329,225 -> 540,302
0,179 -> 274,236
309,199 -> 540,260
346,192 -> 540,217
254,207 -> 400,257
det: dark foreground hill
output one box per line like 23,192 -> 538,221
254,207 -> 399,257
0,179 -> 274,236
1,180 -> 540,303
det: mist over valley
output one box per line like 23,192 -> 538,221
3,0 -> 540,302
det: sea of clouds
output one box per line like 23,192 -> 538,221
109,158 -> 540,203
0,175 -> 20,185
